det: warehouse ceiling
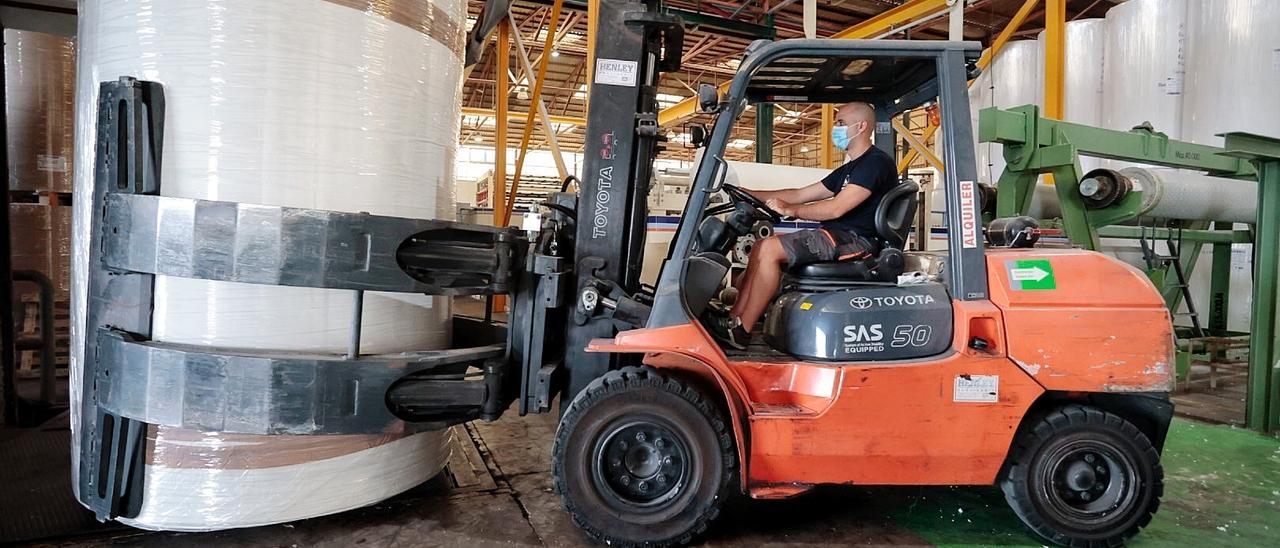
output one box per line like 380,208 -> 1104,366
462,0 -> 1120,166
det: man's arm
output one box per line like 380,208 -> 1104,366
744,181 -> 832,205
768,183 -> 872,222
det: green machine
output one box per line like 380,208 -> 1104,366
978,104 -> 1280,432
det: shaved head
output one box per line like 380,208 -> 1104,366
833,102 -> 875,151
836,102 -> 876,127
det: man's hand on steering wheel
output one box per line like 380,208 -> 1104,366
720,183 -> 783,223
764,198 -> 796,218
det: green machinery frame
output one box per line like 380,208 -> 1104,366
978,104 -> 1280,432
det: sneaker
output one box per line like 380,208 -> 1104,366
704,311 -> 751,350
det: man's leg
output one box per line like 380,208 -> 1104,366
731,236 -> 788,332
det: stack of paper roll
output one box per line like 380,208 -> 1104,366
1177,0 -> 1279,332
70,0 -> 463,530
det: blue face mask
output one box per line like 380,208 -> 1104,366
832,125 -> 852,150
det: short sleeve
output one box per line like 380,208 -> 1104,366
842,155 -> 891,192
820,163 -> 851,194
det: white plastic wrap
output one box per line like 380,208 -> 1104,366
1037,19 -> 1107,174
975,40 -> 1041,183
1179,0 -> 1278,332
70,0 -> 464,530
5,29 -> 75,192
1101,0 -> 1187,140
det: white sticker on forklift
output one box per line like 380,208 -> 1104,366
953,374 -> 998,403
595,58 -> 639,87
958,180 -> 979,248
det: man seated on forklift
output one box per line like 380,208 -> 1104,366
706,101 -> 898,349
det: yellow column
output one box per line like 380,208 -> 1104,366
493,21 -> 510,313
585,0 -> 599,114
1044,0 -> 1066,120
821,103 -> 835,168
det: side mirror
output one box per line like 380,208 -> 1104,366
690,124 -> 708,148
697,83 -> 721,114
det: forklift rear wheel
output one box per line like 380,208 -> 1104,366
1000,404 -> 1163,547
553,366 -> 736,547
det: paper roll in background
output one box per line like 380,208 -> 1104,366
70,0 -> 464,530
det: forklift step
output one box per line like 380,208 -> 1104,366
751,402 -> 819,417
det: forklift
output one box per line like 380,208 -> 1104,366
77,1 -> 1174,546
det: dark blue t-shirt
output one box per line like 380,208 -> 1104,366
819,146 -> 897,239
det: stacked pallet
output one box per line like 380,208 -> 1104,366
6,28 -> 75,404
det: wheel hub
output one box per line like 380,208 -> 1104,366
1045,445 -> 1131,518
596,421 -> 688,507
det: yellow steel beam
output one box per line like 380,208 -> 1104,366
658,0 -> 950,128
821,103 -> 835,168
1043,0 -> 1065,119
897,122 -> 940,172
830,0 -> 949,39
892,117 -> 944,174
493,21 -> 511,312
585,0 -> 599,114
461,107 -> 585,127
977,0 -> 1039,70
505,0 -> 565,227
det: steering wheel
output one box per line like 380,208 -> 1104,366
717,183 -> 783,223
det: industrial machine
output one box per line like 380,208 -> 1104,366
979,106 -> 1280,430
76,1 -> 1210,546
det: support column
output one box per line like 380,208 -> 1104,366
821,103 -> 835,168
756,103 -> 773,164
1043,0 -> 1065,120
492,21 -> 511,313
1220,132 -> 1280,432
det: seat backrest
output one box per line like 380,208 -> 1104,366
874,180 -> 920,249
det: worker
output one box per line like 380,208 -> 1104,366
705,102 -> 897,349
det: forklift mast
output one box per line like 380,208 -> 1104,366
561,0 -> 682,400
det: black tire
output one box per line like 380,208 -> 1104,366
1000,404 -> 1164,547
552,366 -> 737,547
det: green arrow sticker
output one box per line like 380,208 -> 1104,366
1007,259 -> 1056,290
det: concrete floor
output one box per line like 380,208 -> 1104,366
44,413 -> 1280,547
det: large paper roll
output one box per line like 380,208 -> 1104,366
70,0 -> 463,530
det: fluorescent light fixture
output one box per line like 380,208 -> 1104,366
729,139 -> 753,149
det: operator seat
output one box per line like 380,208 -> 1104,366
788,180 -> 920,284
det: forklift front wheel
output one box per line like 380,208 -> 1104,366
1000,404 -> 1163,547
553,366 -> 736,547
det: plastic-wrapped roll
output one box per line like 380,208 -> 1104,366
1121,168 -> 1257,225
70,0 -> 463,530
1037,20 -> 1107,174
1181,0 -> 1280,147
725,159 -> 831,191
1180,0 -> 1277,332
4,29 -> 75,192
977,40 -> 1041,183
1101,0 -> 1187,140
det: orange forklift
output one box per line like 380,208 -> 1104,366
77,2 -> 1172,546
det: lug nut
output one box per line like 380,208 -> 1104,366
620,476 -> 631,486
619,440 -> 628,450
1095,466 -> 1106,474
638,481 -> 649,492
636,432 -> 647,442
611,458 -> 621,468
1084,454 -> 1096,464
657,475 -> 667,484
655,439 -> 666,449
663,456 -> 674,466
1080,492 -> 1092,501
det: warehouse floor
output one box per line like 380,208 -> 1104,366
38,411 -> 1278,547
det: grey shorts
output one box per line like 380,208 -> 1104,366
777,228 -> 876,268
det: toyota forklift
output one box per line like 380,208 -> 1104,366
78,1 -> 1173,546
